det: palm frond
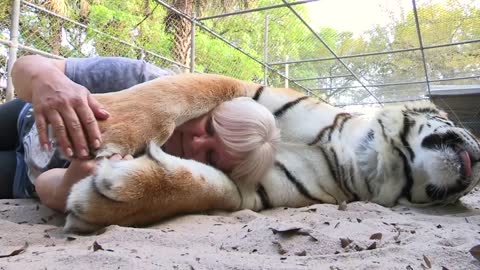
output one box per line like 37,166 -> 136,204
44,0 -> 70,16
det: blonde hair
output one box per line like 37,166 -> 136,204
212,97 -> 281,186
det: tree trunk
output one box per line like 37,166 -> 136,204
166,0 -> 193,70
50,20 -> 63,55
42,0 -> 69,55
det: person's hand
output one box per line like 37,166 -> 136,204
31,72 -> 109,159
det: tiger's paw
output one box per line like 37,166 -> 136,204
64,212 -> 103,234
64,158 -> 148,232
92,157 -> 145,202
146,141 -> 178,169
64,176 -> 111,232
94,143 -> 128,159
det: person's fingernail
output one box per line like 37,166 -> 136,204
93,139 -> 101,149
42,143 -> 52,152
66,148 -> 74,157
47,125 -> 54,141
80,149 -> 89,157
100,109 -> 110,116
95,156 -> 106,161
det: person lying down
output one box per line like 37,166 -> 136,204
5,55 -> 479,234
5,55 -> 279,214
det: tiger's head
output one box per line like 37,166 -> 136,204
369,102 -> 480,206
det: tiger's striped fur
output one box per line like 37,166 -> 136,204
64,73 -> 480,233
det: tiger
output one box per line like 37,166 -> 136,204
63,73 -> 480,233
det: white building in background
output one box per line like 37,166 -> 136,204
429,85 -> 480,136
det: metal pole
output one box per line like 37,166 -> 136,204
281,0 -> 382,105
190,12 -> 196,73
6,0 -> 21,101
268,38 -> 480,66
0,39 -> 64,59
22,1 -> 187,68
197,0 -> 320,21
412,0 -> 432,98
284,55 -> 289,88
154,0 -> 325,102
263,15 -> 269,85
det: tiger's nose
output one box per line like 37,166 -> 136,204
421,131 -> 464,150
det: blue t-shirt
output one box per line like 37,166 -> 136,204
13,57 -> 172,198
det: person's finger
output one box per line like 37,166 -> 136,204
109,154 -> 122,161
124,154 -> 134,160
66,159 -> 97,182
62,107 -> 90,158
77,159 -> 97,176
46,110 -> 74,158
75,100 -> 102,150
88,95 -> 110,120
35,113 -> 51,151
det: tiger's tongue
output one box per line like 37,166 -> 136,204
459,150 -> 472,178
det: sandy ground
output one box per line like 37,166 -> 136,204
0,188 -> 479,270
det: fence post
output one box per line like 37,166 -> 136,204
263,14 -> 269,85
190,12 -> 196,73
6,0 -> 21,101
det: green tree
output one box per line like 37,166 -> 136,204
3,0 -> 478,105
325,0 -> 480,104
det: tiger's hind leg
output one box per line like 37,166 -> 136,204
64,142 -> 242,233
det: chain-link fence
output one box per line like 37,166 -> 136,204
1,0 -> 479,133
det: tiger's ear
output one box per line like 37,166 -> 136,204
374,105 -> 405,138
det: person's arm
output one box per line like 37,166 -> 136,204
35,168 -> 74,212
11,55 -> 108,158
35,159 -> 95,212
12,55 -> 65,101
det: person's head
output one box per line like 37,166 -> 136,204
163,97 -> 280,185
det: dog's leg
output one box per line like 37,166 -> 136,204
64,142 -> 242,233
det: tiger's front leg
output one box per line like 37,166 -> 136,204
64,142 -> 242,233
92,73 -> 260,158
